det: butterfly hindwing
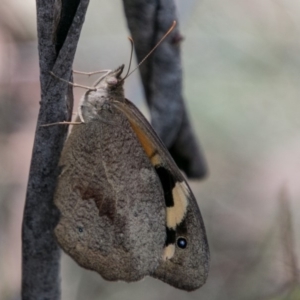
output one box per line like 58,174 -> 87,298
54,100 -> 166,282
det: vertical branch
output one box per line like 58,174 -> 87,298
122,0 -> 208,178
22,1 -> 89,299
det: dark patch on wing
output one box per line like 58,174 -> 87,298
97,196 -> 115,220
155,166 -> 175,207
75,183 -> 115,221
165,227 -> 176,246
176,219 -> 188,236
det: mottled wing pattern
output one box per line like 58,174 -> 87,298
54,103 -> 166,282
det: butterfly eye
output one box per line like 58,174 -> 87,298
107,77 -> 118,86
77,226 -> 83,233
177,237 -> 187,249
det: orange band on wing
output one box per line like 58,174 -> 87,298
129,121 -> 162,166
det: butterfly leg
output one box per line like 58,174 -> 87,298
72,69 -> 110,76
40,121 -> 83,127
49,71 -> 97,91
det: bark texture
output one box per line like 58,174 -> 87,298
22,1 -> 90,299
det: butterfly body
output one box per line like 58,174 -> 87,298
54,65 -> 209,290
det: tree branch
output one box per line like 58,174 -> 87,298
22,1 -> 89,299
123,0 -> 208,178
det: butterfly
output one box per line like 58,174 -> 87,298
53,64 -> 209,291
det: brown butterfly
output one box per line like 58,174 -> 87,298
51,22 -> 209,291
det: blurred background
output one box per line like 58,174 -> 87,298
0,0 -> 300,299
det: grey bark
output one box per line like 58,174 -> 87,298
123,0 -> 208,178
22,1 -> 89,299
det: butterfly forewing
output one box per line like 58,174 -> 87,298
114,99 -> 210,290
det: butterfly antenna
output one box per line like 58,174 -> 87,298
123,37 -> 134,79
123,20 -> 176,80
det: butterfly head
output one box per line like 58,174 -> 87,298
78,65 -> 125,122
94,64 -> 125,96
